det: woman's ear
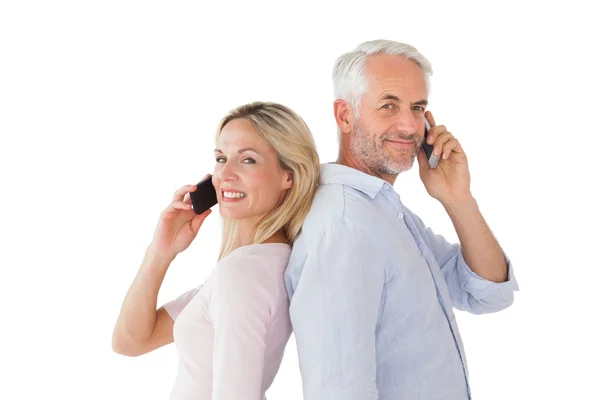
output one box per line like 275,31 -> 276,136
282,170 -> 293,190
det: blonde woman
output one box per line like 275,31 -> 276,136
112,102 -> 320,399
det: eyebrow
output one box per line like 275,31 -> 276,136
380,94 -> 429,106
214,148 -> 262,155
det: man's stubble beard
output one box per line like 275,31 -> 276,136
349,122 -> 421,176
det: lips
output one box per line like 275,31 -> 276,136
221,190 -> 247,199
386,139 -> 416,149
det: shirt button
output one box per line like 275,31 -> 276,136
398,212 -> 404,219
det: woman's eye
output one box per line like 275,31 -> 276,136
216,157 -> 226,163
242,158 -> 256,164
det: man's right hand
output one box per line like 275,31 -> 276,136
149,179 -> 213,260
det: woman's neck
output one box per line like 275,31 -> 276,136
235,219 -> 288,248
261,231 -> 288,244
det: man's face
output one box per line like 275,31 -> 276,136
349,54 -> 429,177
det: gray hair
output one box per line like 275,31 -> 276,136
333,40 -> 433,116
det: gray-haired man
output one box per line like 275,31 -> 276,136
285,40 -> 518,399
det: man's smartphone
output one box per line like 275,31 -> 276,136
422,119 -> 440,169
189,175 -> 218,214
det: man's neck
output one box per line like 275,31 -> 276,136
336,149 -> 397,186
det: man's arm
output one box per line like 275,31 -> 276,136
289,220 -> 384,400
409,204 -> 518,314
443,196 -> 507,283
415,112 -> 518,314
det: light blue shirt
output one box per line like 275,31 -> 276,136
284,163 -> 518,400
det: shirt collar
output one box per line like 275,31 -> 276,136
319,163 -> 388,199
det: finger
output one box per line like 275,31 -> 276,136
425,111 -> 437,128
173,200 -> 193,210
164,201 -> 193,214
191,209 -> 212,234
173,185 -> 198,202
161,202 -> 193,221
427,124 -> 447,145
432,130 -> 453,155
442,138 -> 462,159
183,192 -> 192,205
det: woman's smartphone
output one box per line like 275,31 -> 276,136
422,119 -> 440,169
190,175 -> 218,214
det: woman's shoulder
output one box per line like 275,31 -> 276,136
214,243 -> 291,280
222,243 -> 290,265
241,242 -> 291,259
208,244 -> 291,312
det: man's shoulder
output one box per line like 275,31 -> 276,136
303,183 -> 345,229
303,181 -> 377,231
291,183 -> 381,256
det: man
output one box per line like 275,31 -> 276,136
284,40 -> 519,400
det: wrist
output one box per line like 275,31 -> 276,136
145,245 -> 176,268
441,195 -> 478,216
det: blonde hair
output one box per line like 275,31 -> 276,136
216,102 -> 320,260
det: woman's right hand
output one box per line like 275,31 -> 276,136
149,178 -> 213,260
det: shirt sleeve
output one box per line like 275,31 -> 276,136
289,220 -> 383,400
209,252 -> 276,400
163,285 -> 203,320
412,212 -> 519,314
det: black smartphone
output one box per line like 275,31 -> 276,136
422,119 -> 440,169
189,175 -> 218,214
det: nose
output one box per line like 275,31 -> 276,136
214,160 -> 239,183
394,106 -> 418,135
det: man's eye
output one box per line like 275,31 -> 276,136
412,106 -> 425,112
382,104 -> 394,109
216,157 -> 226,163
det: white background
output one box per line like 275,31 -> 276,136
1,1 -> 599,399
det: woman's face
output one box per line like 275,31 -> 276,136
212,118 -> 292,222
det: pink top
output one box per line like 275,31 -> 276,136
163,243 -> 293,400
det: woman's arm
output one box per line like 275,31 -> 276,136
209,254 -> 277,399
112,248 -> 175,357
112,182 -> 212,356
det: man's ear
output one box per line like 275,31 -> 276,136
333,99 -> 355,136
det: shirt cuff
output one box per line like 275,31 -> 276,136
458,250 -> 519,298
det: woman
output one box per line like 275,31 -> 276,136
112,102 -> 320,399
